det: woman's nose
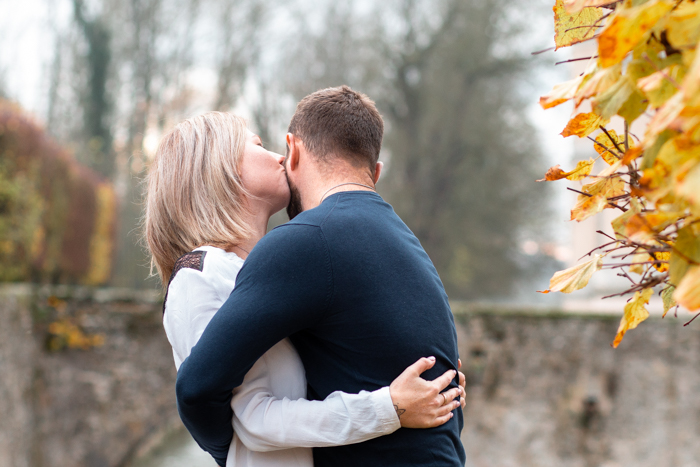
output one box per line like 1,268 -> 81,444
275,153 -> 285,165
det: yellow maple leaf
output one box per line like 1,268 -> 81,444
628,252 -> 649,275
677,162 -> 700,207
662,285 -> 677,317
598,159 -> 623,178
612,198 -> 643,239
598,0 -> 675,68
571,193 -> 608,221
566,158 -> 596,181
612,288 -> 653,348
645,91 -> 685,143
674,265 -> 700,311
594,130 -> 625,164
626,212 -> 681,243
561,112 -> 609,138
540,75 -> 585,109
682,40 -> 700,98
587,176 -> 626,198
638,65 -> 685,109
576,64 -> 622,105
592,77 -> 637,119
554,0 -> 605,50
539,254 -> 604,294
669,224 -> 700,289
650,250 -> 671,273
571,177 -> 626,221
564,0 -> 615,14
665,2 -> 700,50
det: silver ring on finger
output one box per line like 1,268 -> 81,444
441,393 -> 447,405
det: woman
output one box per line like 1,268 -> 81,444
144,111 -> 464,466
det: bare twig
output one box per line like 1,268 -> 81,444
599,126 -> 626,154
532,46 -> 555,55
684,313 -> 700,327
556,56 -> 599,65
579,240 -> 620,260
587,135 -> 623,159
597,230 -> 617,242
568,187 -> 593,197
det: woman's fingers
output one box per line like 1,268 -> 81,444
406,356 -> 437,376
431,411 -> 454,427
435,398 -> 460,416
433,368 -> 457,391
441,386 -> 461,404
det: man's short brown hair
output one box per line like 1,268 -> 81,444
288,85 -> 384,172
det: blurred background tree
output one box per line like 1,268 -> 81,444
1,0 -> 557,299
282,0 -> 553,298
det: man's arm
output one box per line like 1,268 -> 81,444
176,224 -> 332,466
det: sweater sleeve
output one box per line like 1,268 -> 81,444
231,353 -> 400,453
176,224 -> 332,466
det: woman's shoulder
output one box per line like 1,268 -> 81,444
164,246 -> 244,310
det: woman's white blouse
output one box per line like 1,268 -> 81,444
163,246 -> 400,467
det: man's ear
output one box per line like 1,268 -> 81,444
286,133 -> 300,172
373,161 -> 383,184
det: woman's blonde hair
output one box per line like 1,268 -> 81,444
144,111 -> 253,286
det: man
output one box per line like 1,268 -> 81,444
176,85 -> 466,466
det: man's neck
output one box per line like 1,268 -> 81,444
304,176 -> 376,211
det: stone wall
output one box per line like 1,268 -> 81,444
3,285 -> 700,467
453,306 -> 700,467
0,284 -> 178,467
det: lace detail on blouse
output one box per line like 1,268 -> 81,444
163,250 -> 207,314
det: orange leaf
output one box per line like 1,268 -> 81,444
598,1 -> 674,68
624,214 -> 655,244
674,266 -> 700,311
537,165 -> 568,182
624,213 -> 679,245
540,75 -> 585,109
561,112 -> 608,138
621,146 -> 643,165
612,288 -> 653,348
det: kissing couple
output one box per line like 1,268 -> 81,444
144,85 -> 467,466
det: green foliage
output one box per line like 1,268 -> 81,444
0,100 -> 117,284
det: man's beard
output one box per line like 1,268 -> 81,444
285,171 -> 304,220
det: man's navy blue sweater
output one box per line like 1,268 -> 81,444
176,191 -> 466,467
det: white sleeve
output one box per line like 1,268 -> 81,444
231,354 -> 401,452
163,267 -> 227,370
